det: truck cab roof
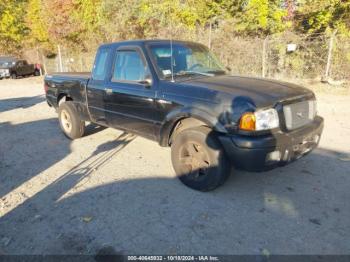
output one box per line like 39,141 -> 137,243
99,39 -> 204,49
0,56 -> 17,61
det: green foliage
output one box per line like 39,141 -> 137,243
0,0 -> 349,55
99,0 -> 144,40
26,0 -> 50,47
72,0 -> 103,35
234,0 -> 288,35
138,0 -> 204,29
297,0 -> 350,35
0,0 -> 27,53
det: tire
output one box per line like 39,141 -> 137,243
11,73 -> 17,79
171,126 -> 231,191
58,101 -> 85,139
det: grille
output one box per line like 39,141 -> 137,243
283,100 -> 316,130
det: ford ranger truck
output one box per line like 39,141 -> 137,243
44,40 -> 324,191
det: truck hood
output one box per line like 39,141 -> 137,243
182,75 -> 314,107
0,65 -> 12,69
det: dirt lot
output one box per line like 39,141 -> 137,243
0,77 -> 349,255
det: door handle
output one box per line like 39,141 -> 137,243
105,88 -> 113,94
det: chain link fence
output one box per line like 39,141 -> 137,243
209,31 -> 349,84
22,31 -> 349,86
332,35 -> 350,81
42,48 -> 95,73
265,34 -> 330,80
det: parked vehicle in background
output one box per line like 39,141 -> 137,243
44,40 -> 324,191
0,57 -> 41,79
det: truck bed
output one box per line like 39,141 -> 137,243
48,72 -> 91,80
45,72 -> 91,113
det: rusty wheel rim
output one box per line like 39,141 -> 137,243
179,141 -> 210,180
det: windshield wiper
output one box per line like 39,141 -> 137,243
205,69 -> 226,75
164,70 -> 214,81
174,71 -> 214,77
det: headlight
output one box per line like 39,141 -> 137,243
308,100 -> 317,119
239,108 -> 279,131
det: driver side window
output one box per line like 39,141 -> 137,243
112,50 -> 147,82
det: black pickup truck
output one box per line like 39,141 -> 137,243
0,57 -> 41,79
45,40 -> 324,191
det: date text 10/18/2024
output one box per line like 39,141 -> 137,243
127,256 -> 220,261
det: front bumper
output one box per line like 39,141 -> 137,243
0,71 -> 10,78
218,116 -> 324,172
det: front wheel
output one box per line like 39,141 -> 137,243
171,126 -> 231,191
58,101 -> 85,139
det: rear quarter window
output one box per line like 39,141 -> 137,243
92,48 -> 110,81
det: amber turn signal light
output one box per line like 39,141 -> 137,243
239,112 -> 256,131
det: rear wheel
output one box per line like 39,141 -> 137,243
171,126 -> 231,191
58,101 -> 85,139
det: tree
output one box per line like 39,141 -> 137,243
233,0 -> 288,35
1,0 -> 350,56
71,0 -> 104,47
26,0 -> 51,49
138,0 -> 203,32
296,0 -> 350,35
0,0 -> 27,54
42,0 -> 77,45
98,0 -> 147,41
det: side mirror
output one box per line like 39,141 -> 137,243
138,78 -> 152,88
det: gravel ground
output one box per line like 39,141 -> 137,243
0,77 -> 349,255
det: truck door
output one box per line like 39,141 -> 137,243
86,46 -> 113,125
104,46 -> 158,140
16,61 -> 24,76
22,60 -> 32,75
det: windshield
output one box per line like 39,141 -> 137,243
0,61 -> 15,68
149,42 -> 225,79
